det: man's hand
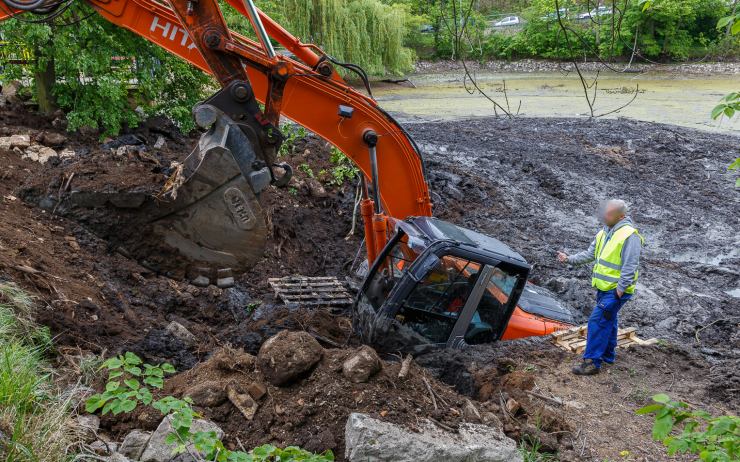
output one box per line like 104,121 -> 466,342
616,289 -> 624,298
557,251 -> 569,263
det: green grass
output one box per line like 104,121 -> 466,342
0,281 -> 82,462
519,436 -> 558,462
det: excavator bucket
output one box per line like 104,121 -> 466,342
51,106 -> 280,284
136,106 -> 276,282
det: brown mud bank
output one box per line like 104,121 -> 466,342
1,106 -> 738,461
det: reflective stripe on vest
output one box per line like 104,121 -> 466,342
591,225 -> 643,294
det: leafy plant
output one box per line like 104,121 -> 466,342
298,163 -> 315,178
637,394 -> 739,461
86,351 -> 333,461
712,92 -> 740,121
85,352 -> 175,415
328,146 -> 358,186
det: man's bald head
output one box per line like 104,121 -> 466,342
602,199 -> 629,227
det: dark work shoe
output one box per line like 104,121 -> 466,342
572,360 -> 600,376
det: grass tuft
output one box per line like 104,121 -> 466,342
0,281 -> 82,462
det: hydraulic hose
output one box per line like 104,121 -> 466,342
4,0 -> 47,10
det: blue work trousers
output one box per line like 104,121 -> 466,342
583,289 -> 632,368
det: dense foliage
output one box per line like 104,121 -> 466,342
399,0 -> 739,61
0,0 -> 413,135
0,4 -> 211,134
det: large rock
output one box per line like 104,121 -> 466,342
184,381 -> 227,408
257,330 -> 323,386
119,429 -> 151,460
140,416 -> 223,462
39,131 -> 67,148
342,346 -> 382,383
344,413 -> 522,462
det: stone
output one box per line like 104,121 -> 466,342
90,440 -> 116,455
9,134 -> 30,149
153,135 -> 167,149
184,381 -> 227,408
505,398 -> 521,415
76,414 -> 100,443
22,145 -> 57,164
227,383 -> 259,420
257,330 -> 323,386
211,346 -> 255,372
246,381 -> 267,400
462,399 -> 482,423
344,413 -> 522,462
140,416 -> 223,462
521,424 -> 558,453
191,275 -> 210,287
306,178 -> 327,198
1,80 -> 21,104
342,346 -> 382,383
39,131 -> 67,148
106,454 -> 134,462
119,429 -> 151,460
165,321 -> 196,347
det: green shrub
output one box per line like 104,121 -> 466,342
637,394 -> 739,461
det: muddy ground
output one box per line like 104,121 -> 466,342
1,105 -> 738,461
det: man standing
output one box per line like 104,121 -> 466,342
557,199 -> 644,375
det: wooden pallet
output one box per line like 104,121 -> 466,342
552,325 -> 658,353
268,276 -> 353,307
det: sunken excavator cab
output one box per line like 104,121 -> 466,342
353,217 -> 575,354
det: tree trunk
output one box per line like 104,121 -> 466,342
34,51 -> 57,114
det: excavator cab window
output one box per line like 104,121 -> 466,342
396,256 -> 481,344
463,266 -> 520,344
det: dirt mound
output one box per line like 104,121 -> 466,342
0,106 -> 359,359
127,345 -> 485,459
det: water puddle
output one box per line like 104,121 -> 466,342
374,70 -> 740,134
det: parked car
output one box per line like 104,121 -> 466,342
419,24 -> 435,33
493,16 -> 521,27
578,6 -> 612,19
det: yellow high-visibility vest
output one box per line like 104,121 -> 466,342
592,225 -> 643,294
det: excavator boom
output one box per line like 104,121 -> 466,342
0,0 -> 431,277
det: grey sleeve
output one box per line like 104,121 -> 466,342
567,238 -> 597,266
617,234 -> 642,293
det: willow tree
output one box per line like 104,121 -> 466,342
279,0 -> 414,75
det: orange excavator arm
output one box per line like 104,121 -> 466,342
0,0 -> 432,264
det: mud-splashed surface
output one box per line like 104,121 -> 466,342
2,105 -> 738,461
407,116 -> 739,349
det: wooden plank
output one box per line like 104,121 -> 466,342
551,324 -> 657,353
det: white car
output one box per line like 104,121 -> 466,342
578,6 -> 612,19
493,16 -> 521,27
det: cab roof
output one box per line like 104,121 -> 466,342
404,217 -> 528,265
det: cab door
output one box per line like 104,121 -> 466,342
391,252 -> 493,349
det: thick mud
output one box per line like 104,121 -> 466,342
2,105 -> 738,461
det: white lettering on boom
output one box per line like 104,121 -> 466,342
150,16 -> 198,51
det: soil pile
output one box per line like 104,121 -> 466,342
99,342 -> 491,459
0,107 -> 359,359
